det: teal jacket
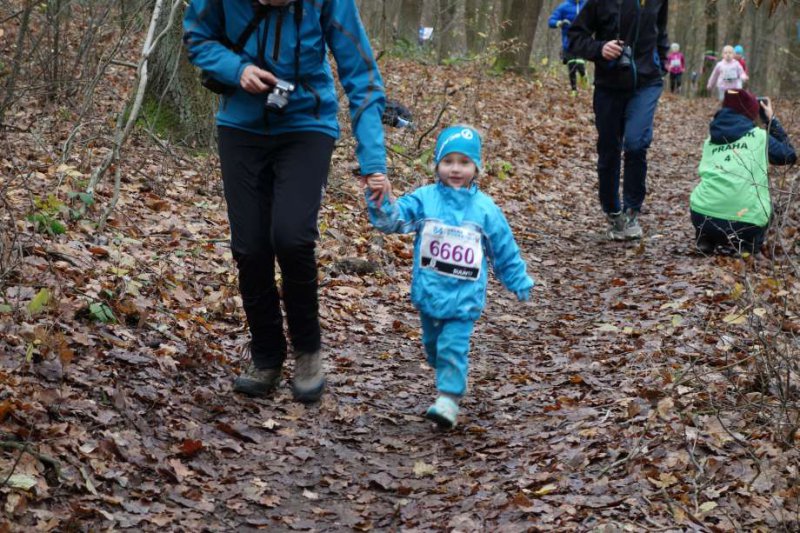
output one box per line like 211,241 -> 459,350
184,0 -> 387,174
367,182 -> 534,321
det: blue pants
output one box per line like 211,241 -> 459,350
593,83 -> 663,214
420,315 -> 474,398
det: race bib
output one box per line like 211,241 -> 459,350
669,58 -> 681,69
722,66 -> 739,81
419,221 -> 483,281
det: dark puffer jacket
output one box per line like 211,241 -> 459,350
567,0 -> 669,90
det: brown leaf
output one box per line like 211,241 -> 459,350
177,439 -> 204,458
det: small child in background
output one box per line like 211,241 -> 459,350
666,43 -> 685,94
733,44 -> 748,76
707,45 -> 748,100
366,125 -> 534,430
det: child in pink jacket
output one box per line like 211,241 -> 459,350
707,45 -> 748,100
666,43 -> 685,94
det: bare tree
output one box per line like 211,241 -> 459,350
436,0 -> 462,62
494,0 -> 544,72
398,0 -> 423,45
465,0 -> 491,55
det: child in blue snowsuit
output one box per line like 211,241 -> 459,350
366,126 -> 534,429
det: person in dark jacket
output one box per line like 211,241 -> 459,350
184,0 -> 389,402
568,0 -> 669,240
690,90 -> 796,255
548,0 -> 588,95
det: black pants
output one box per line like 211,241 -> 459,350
669,72 -> 682,93
218,127 -> 335,369
562,52 -> 586,91
690,210 -> 766,254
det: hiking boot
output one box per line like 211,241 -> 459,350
606,211 -> 626,241
233,363 -> 282,396
696,236 -> 715,255
425,395 -> 459,430
623,209 -> 643,240
292,350 -> 325,403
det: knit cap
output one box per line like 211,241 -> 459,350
722,90 -> 759,122
434,126 -> 482,173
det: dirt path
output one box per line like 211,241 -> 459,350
160,92 -> 729,530
4,67 -> 796,531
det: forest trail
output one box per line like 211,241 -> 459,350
2,62 -> 798,531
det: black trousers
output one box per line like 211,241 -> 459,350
218,127 -> 335,369
690,210 -> 767,254
562,52 -> 586,91
669,72 -> 682,93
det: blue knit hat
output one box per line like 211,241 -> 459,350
734,44 -> 744,56
434,125 -> 482,173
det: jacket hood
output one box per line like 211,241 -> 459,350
709,107 -> 755,145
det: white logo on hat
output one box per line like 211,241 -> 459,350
461,129 -> 474,140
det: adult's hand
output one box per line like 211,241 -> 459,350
240,65 -> 278,94
360,173 -> 392,204
602,40 -> 624,61
760,98 -> 774,122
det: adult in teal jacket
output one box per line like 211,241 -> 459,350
548,0 -> 587,94
690,90 -> 796,255
184,0 -> 389,402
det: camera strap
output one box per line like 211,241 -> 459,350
232,4 -> 271,54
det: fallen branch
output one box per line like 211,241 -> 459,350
0,441 -> 62,481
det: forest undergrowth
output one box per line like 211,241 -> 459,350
2,45 -> 800,530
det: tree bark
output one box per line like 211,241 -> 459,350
145,1 -> 216,147
494,0 -> 543,72
398,0 -> 423,45
779,2 -> 800,97
697,0 -> 718,97
465,0 -> 491,55
436,0 -> 462,63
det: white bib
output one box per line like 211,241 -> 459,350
669,58 -> 681,69
419,221 -> 483,281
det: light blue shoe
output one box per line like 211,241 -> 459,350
425,396 -> 459,430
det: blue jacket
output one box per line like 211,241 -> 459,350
184,0 -> 387,175
367,182 -> 534,321
548,0 -> 587,52
709,108 -> 797,166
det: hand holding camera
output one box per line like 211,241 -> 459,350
240,65 -> 278,94
602,40 -> 624,60
757,96 -> 774,124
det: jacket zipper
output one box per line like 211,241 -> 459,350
273,9 -> 284,61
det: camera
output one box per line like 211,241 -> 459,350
757,96 -> 770,123
617,44 -> 633,68
264,78 -> 295,113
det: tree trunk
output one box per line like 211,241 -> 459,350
779,2 -> 800,97
465,0 -> 491,55
398,0 -> 423,45
725,1 -> 745,46
748,3 -> 772,94
494,0 -> 542,72
697,0 -> 718,97
436,0 -> 462,63
145,2 -> 216,147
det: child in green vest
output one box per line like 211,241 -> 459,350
689,90 -> 796,255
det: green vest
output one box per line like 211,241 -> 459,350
690,127 -> 770,227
